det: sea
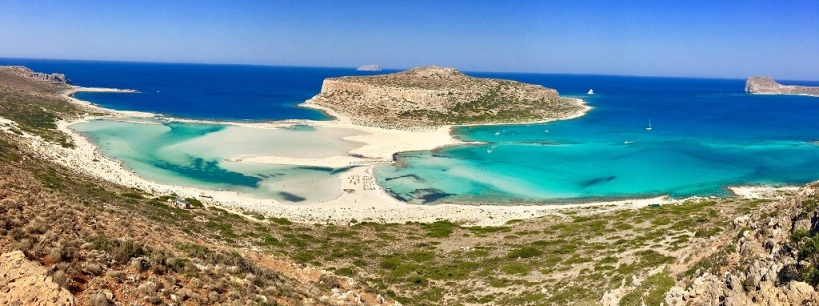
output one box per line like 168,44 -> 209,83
3,58 -> 819,205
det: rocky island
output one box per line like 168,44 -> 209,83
356,64 -> 381,71
745,76 -> 819,97
305,66 -> 587,128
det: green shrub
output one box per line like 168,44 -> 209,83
270,217 -> 293,225
122,192 -> 143,199
90,237 -> 145,264
408,251 -> 435,262
792,229 -> 811,242
501,263 -> 532,275
185,197 -> 204,208
467,226 -> 511,236
335,267 -> 355,277
799,235 -> 819,258
380,256 -> 402,270
425,221 -> 458,238
507,246 -> 543,259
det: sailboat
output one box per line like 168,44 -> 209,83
587,89 -> 594,95
646,119 -> 653,131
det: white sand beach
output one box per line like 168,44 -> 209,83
10,86 -> 794,226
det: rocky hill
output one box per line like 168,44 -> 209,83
745,76 -> 819,97
305,66 -> 585,128
664,183 -> 819,305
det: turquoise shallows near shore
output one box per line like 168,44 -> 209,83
28,60 -> 819,205
71,119 -> 363,203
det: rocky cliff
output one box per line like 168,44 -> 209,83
745,76 -> 819,97
665,183 -> 819,305
305,66 -> 584,128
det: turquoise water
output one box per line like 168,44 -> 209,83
8,59 -> 818,205
72,119 -> 356,203
376,75 -> 819,204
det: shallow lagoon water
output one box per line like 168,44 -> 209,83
10,59 -> 818,205
72,119 -> 360,203
376,75 -> 819,204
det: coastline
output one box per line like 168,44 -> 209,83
19,86 -> 798,226
748,92 -> 819,98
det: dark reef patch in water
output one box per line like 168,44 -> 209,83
580,176 -> 616,188
278,192 -> 306,202
384,189 -> 408,202
409,188 -> 455,204
385,174 -> 422,181
295,166 -> 334,172
153,157 -> 260,187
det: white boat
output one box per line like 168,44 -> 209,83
646,119 -> 653,131
587,89 -> 594,95
494,132 -> 500,136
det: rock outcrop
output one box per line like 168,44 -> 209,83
0,66 -> 70,84
665,184 -> 819,305
306,66 -> 585,128
745,76 -> 819,97
0,251 -> 74,305
356,64 -> 381,71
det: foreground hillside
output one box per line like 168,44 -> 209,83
2,66 -> 819,305
305,66 -> 586,128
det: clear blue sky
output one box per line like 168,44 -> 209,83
1,0 -> 817,80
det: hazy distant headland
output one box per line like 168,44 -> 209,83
745,76 -> 819,97
305,65 -> 587,128
356,64 -> 381,71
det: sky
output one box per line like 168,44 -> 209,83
0,0 -> 817,80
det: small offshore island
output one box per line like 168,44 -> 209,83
306,66 -> 587,128
745,76 -> 819,97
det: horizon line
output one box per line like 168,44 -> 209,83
1,56 -> 816,83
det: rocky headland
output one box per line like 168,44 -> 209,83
2,66 -> 70,84
305,66 -> 587,128
745,76 -> 819,97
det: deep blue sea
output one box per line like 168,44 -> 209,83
3,58 -> 819,204
0,58 -> 385,121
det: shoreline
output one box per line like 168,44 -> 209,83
21,86 -> 799,225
